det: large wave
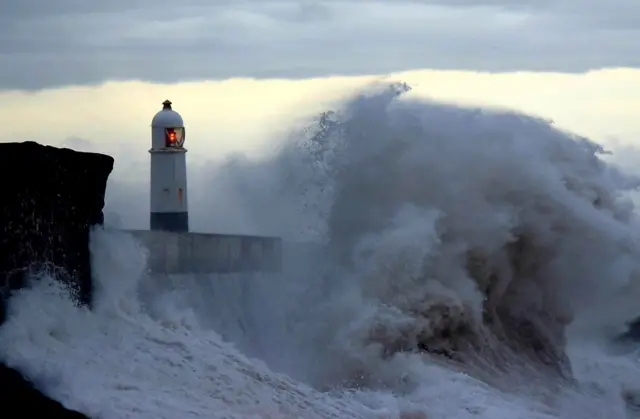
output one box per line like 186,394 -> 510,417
2,82 -> 640,418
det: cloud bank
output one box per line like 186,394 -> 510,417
3,0 -> 640,90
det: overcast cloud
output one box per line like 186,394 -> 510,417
2,0 -> 640,90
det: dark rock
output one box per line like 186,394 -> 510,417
0,141 -> 114,419
0,364 -> 89,418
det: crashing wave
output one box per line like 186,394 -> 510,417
246,82 -> 640,394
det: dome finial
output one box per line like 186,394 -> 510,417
162,100 -> 172,110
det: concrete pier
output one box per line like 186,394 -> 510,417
128,230 -> 282,274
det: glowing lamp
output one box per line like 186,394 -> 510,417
164,127 -> 185,148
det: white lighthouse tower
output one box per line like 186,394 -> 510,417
149,99 -> 189,232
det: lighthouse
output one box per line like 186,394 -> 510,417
149,99 -> 189,232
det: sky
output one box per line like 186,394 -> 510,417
4,68 -> 640,168
4,1 -> 640,228
3,0 -> 640,90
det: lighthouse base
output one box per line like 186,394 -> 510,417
150,211 -> 189,232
